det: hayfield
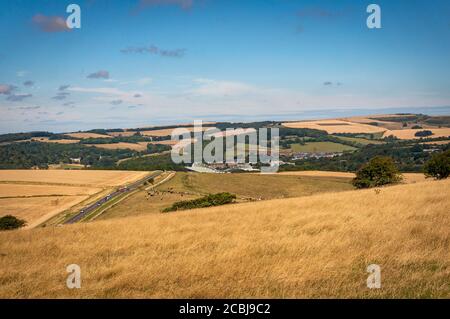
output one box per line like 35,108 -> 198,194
282,120 -> 386,134
0,170 -> 151,228
86,142 -> 149,151
0,195 -> 89,229
31,137 -> 81,144
0,179 -> 448,298
0,184 -> 102,198
65,132 -> 111,139
383,128 -> 450,140
0,170 -> 149,187
140,126 -> 212,137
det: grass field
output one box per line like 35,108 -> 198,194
0,170 -> 151,228
289,142 -> 357,153
0,178 -> 448,298
334,136 -> 385,146
282,120 -> 386,134
99,172 -> 354,220
278,171 -> 427,184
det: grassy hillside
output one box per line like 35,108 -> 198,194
0,179 -> 449,298
98,172 -> 353,220
289,141 -> 357,153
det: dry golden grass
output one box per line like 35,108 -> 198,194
140,127 -> 212,137
86,142 -> 149,151
383,128 -> 450,140
0,184 -> 101,198
107,131 -> 137,137
278,171 -> 356,178
421,140 -> 450,145
0,179 -> 448,298
65,132 -> 111,139
283,120 -> 386,134
30,137 -> 81,144
147,140 -> 178,146
278,171 -> 426,184
0,170 -> 149,187
0,195 -> 89,229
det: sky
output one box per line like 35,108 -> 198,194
0,0 -> 450,133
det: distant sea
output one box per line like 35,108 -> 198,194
199,105 -> 450,123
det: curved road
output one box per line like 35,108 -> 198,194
64,171 -> 163,224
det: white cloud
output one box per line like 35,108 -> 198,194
189,78 -> 259,97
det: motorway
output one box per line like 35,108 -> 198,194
64,171 -> 163,224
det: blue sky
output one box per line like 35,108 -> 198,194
0,0 -> 449,133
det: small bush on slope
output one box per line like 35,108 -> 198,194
163,192 -> 236,212
353,156 -> 403,189
0,215 -> 26,231
424,150 -> 450,180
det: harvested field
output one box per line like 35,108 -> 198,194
65,132 -> 111,139
0,170 -> 149,187
30,137 -> 81,144
140,127 -> 213,137
383,128 -> 450,140
0,195 -> 89,229
86,142 -> 149,151
107,131 -> 137,137
283,120 -> 386,134
0,184 -> 102,198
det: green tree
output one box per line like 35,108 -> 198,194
353,156 -> 403,189
0,215 -> 27,231
424,150 -> 450,180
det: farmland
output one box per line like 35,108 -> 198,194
383,128 -> 450,140
0,170 -> 151,228
0,178 -> 448,298
65,132 -> 112,139
85,142 -> 149,151
0,170 -> 149,186
282,119 -> 386,134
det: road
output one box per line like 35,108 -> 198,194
64,171 -> 163,224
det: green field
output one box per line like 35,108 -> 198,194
99,172 -> 354,220
334,136 -> 385,146
289,142 -> 357,153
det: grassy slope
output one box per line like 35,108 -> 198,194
99,172 -> 353,219
0,179 -> 449,298
289,142 -> 357,153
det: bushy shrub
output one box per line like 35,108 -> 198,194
424,150 -> 450,180
0,215 -> 27,231
353,156 -> 403,189
163,193 -> 236,212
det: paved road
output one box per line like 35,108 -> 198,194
64,171 -> 162,224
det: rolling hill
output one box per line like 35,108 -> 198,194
0,178 -> 449,298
